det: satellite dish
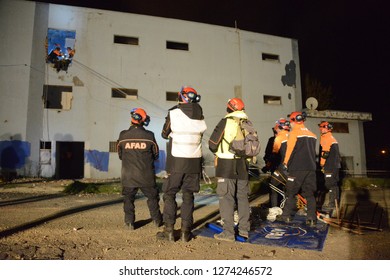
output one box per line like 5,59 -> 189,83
306,97 -> 318,110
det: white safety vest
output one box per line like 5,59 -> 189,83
169,109 -> 207,158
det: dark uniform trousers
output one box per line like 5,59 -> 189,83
122,186 -> 161,224
216,178 -> 250,236
324,169 -> 340,207
162,172 -> 200,230
282,170 -> 317,220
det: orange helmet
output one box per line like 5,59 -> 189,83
275,118 -> 291,131
318,121 -> 333,131
288,111 -> 306,123
227,98 -> 245,112
178,86 -> 201,103
130,108 -> 150,126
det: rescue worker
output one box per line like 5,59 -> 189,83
157,86 -> 207,242
268,118 -> 290,207
261,126 -> 277,174
276,111 -> 318,227
66,47 -> 75,59
208,98 -> 251,242
318,121 -> 341,215
117,108 -> 162,230
47,46 -> 62,63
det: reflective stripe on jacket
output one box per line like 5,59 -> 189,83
117,125 -> 159,187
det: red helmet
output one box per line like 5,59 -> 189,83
130,108 -> 150,126
318,121 -> 333,131
288,111 -> 306,123
178,86 -> 201,103
276,118 -> 291,131
227,98 -> 245,112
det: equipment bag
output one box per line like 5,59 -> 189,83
229,118 -> 261,157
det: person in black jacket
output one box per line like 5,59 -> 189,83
318,121 -> 341,216
157,86 -> 207,242
117,108 -> 162,230
261,126 -> 277,174
276,111 -> 318,227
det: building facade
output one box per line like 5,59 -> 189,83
0,0 -> 370,179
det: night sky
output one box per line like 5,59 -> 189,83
34,0 -> 390,172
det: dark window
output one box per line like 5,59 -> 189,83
166,91 -> 178,101
264,95 -> 281,105
166,41 -> 189,51
332,122 -> 349,133
262,53 -> 280,62
40,141 -> 52,149
43,85 -> 73,109
114,35 -> 139,45
109,141 -> 118,153
111,88 -> 138,99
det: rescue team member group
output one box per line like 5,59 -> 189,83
117,86 -> 340,242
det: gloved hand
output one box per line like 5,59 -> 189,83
261,162 -> 272,173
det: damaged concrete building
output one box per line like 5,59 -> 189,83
0,0 -> 371,179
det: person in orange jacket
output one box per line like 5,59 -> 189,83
318,121 -> 341,215
268,118 -> 290,207
276,111 -> 318,227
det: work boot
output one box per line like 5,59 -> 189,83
214,231 -> 235,242
180,230 -> 193,242
124,223 -> 135,231
275,215 -> 293,223
238,230 -> 249,240
156,226 -> 174,242
322,205 -> 335,217
154,219 -> 163,228
306,219 -> 317,227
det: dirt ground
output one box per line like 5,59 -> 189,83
0,179 -> 389,260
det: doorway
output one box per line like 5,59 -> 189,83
56,141 -> 84,179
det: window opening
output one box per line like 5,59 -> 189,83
166,91 -> 178,101
109,141 -> 118,153
166,41 -> 189,51
40,141 -> 52,165
264,95 -> 282,105
46,28 -> 76,72
262,53 -> 279,62
111,88 -> 138,99
43,85 -> 73,109
332,122 -> 349,133
114,35 -> 139,45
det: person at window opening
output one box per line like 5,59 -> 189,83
157,86 -> 207,242
276,111 -> 318,227
117,108 -> 162,231
47,46 -> 62,64
318,121 -> 341,217
208,98 -> 251,242
66,47 -> 75,59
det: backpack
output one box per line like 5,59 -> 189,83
228,118 -> 261,158
208,118 -> 227,153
